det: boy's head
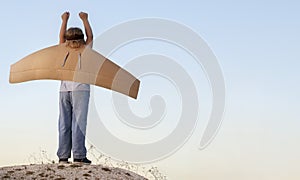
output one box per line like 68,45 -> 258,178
65,27 -> 85,48
65,27 -> 84,40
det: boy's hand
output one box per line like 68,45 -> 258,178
79,12 -> 88,20
61,12 -> 70,21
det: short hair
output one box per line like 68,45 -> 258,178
64,27 -> 85,48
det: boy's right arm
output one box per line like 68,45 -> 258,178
79,12 -> 93,47
59,12 -> 69,44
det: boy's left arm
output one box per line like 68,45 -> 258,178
59,12 -> 70,44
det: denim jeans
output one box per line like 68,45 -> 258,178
57,91 -> 90,159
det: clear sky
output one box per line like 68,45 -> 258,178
0,0 -> 300,179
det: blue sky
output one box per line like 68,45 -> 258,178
0,0 -> 300,179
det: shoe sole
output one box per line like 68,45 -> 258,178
59,161 -> 70,164
73,161 -> 91,165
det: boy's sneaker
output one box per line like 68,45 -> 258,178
59,158 -> 70,164
73,157 -> 91,165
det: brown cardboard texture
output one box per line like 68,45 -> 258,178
9,44 -> 140,99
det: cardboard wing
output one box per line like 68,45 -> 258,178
9,44 -> 140,99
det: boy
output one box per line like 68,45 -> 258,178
57,11 -> 93,164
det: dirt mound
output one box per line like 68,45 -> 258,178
0,163 -> 147,180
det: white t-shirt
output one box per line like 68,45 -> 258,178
60,80 -> 90,92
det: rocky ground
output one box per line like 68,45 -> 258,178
0,163 -> 148,180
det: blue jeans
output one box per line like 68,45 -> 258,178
57,91 -> 90,159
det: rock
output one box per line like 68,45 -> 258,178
0,164 -> 148,180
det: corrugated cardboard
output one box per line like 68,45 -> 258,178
9,43 -> 140,99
